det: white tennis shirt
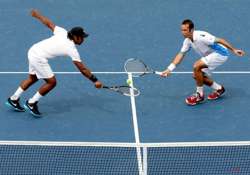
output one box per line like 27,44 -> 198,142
180,30 -> 229,57
28,26 -> 81,62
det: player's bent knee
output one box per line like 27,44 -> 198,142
45,77 -> 57,87
27,75 -> 38,83
50,79 -> 57,87
193,59 -> 207,72
51,81 -> 57,88
193,74 -> 196,80
193,66 -> 200,72
193,64 -> 203,72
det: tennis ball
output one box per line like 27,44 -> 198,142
126,79 -> 132,85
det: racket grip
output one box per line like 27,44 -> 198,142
154,71 -> 162,75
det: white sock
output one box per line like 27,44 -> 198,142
29,92 -> 43,104
211,82 -> 222,90
10,87 -> 24,100
196,86 -> 204,96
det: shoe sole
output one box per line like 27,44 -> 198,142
207,97 -> 219,100
207,93 -> 225,100
185,99 -> 205,106
207,88 -> 226,100
24,104 -> 42,118
5,101 -> 25,112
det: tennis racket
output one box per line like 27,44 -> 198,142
124,58 -> 162,77
103,85 -> 140,97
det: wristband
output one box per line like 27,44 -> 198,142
89,74 -> 98,83
167,63 -> 176,72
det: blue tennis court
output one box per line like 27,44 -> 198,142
0,0 -> 250,174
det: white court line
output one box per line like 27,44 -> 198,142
128,73 -> 141,145
127,73 -> 144,175
0,72 -> 125,74
1,71 -> 250,74
0,140 -> 250,147
172,71 -> 250,74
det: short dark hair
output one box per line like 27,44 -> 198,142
182,19 -> 194,31
67,26 -> 89,39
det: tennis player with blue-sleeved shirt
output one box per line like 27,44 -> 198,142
161,19 -> 245,105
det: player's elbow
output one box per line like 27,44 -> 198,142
46,23 -> 55,31
215,38 -> 225,44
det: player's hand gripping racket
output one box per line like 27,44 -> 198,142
124,58 -> 162,77
102,85 -> 140,97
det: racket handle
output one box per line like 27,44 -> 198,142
154,71 -> 162,75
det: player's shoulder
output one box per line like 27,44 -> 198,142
183,37 -> 191,45
194,30 -> 213,38
53,26 -> 68,36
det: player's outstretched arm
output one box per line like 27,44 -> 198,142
73,61 -> 102,88
161,52 -> 185,77
216,38 -> 245,56
30,9 -> 55,32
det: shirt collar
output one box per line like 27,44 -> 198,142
191,30 -> 198,42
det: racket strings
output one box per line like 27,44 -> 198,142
118,86 -> 140,96
124,59 -> 148,77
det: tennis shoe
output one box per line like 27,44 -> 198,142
24,101 -> 42,117
185,92 -> 204,106
207,86 -> 225,100
5,98 -> 25,112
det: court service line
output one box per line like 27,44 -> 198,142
1,71 -> 250,74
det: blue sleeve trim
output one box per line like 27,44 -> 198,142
209,43 -> 229,56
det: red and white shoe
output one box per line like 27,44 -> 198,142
207,86 -> 225,100
185,92 -> 205,106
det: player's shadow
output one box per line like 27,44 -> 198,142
217,87 -> 250,101
201,86 -> 249,106
41,93 -> 119,115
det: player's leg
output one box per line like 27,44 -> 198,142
6,74 -> 38,112
201,73 -> 222,90
193,59 -> 208,91
20,74 -> 39,90
202,53 -> 228,100
199,74 -> 225,99
25,76 -> 56,117
203,76 -> 213,86
193,71 -> 214,87
29,76 -> 57,104
206,78 -> 225,100
24,60 -> 56,116
200,68 -> 224,92
185,59 -> 207,105
38,76 -> 57,96
10,58 -> 39,100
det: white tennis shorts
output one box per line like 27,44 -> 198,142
28,51 -> 54,79
201,52 -> 228,76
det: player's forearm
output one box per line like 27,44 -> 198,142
73,61 -> 98,82
31,9 -> 55,31
172,52 -> 185,65
216,38 -> 235,52
165,53 -> 184,72
80,67 -> 92,78
76,63 -> 92,78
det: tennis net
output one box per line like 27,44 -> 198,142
0,141 -> 250,174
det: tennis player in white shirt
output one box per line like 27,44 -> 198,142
6,9 -> 102,116
161,19 -> 245,105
